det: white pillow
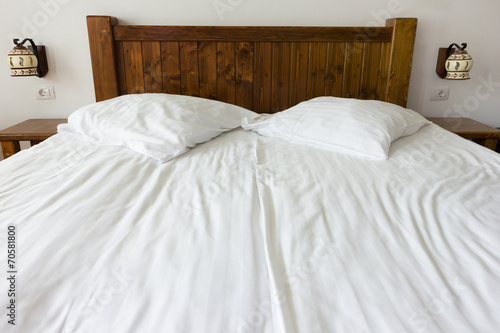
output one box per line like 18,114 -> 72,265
62,94 -> 258,163
241,96 -> 430,159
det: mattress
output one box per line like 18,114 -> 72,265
0,122 -> 499,332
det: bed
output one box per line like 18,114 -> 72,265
1,16 -> 499,333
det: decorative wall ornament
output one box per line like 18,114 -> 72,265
7,38 -> 48,78
436,43 -> 473,80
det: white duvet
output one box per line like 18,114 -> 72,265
0,124 -> 499,333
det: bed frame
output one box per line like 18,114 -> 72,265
87,16 -> 417,112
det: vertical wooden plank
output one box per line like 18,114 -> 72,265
289,42 -> 309,107
385,18 -> 418,107
307,42 -> 327,100
342,42 -> 364,98
122,41 -> 144,94
272,42 -> 291,112
359,43 -> 382,100
161,42 -> 181,95
377,42 -> 391,101
235,42 -> 254,110
198,42 -> 218,100
1,141 -> 21,159
179,42 -> 200,96
325,42 -> 345,97
217,42 -> 236,105
142,42 -> 163,93
254,42 -> 273,113
114,41 -> 127,96
86,16 -> 119,102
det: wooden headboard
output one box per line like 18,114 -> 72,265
87,16 -> 417,112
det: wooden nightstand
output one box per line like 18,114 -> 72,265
427,117 -> 500,151
0,119 -> 66,159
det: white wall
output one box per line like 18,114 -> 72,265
1,0 -> 499,143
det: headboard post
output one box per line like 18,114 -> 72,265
87,16 -> 120,102
384,18 -> 417,108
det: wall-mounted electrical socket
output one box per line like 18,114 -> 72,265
35,86 -> 55,100
430,86 -> 449,101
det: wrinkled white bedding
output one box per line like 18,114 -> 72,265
0,124 -> 499,332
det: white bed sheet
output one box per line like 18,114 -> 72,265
0,123 -> 499,332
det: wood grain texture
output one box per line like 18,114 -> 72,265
123,41 -> 144,94
359,43 -> 382,100
427,117 -> 500,151
199,42 -> 218,100
235,42 -> 254,110
289,42 -> 309,107
216,42 -> 236,105
342,42 -> 363,98
114,41 -> 127,96
142,42 -> 163,93
385,18 -> 418,107
0,119 -> 66,140
376,43 -> 391,100
113,26 -> 393,42
307,42 -> 327,100
160,42 -> 181,94
254,42 -> 272,113
0,119 -> 66,159
87,16 -> 120,101
179,42 -> 200,96
0,142 -> 20,159
272,42 -> 291,112
87,16 -> 417,111
325,42 -> 345,97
